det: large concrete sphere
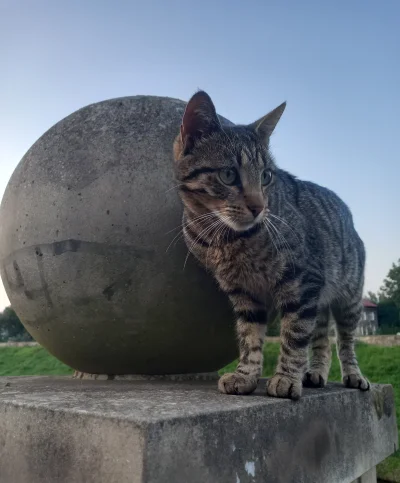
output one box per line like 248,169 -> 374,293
0,96 -> 237,374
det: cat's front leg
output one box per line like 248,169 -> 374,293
218,289 -> 267,395
267,284 -> 320,400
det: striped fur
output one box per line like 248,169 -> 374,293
173,91 -> 369,399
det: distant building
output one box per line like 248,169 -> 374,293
357,299 -> 378,336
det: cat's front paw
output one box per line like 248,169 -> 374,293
343,373 -> 370,391
267,373 -> 302,400
303,370 -> 327,388
218,372 -> 258,395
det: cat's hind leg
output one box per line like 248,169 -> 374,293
303,306 -> 332,388
332,297 -> 370,391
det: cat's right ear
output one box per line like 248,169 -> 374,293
250,102 -> 286,144
179,91 -> 221,155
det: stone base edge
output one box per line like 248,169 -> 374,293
72,370 -> 219,381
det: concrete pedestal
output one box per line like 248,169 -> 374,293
353,467 -> 377,483
0,377 -> 397,483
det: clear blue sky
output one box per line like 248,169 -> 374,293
1,0 -> 399,310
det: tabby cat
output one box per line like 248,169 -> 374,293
173,91 -> 369,399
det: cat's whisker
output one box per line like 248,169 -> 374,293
165,225 -> 184,235
266,219 -> 290,258
273,223 -> 296,268
268,213 -> 301,243
184,219 -> 221,269
183,209 -> 230,269
266,218 -> 296,272
263,220 -> 280,256
165,212 -> 217,236
165,183 -> 183,193
165,212 -> 221,252
183,217 -> 223,269
205,216 -> 230,268
205,221 -> 225,269
265,219 -> 288,260
224,224 -> 232,245
217,221 -> 230,248
166,229 -> 185,253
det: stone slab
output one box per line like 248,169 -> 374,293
0,377 -> 397,483
352,466 -> 377,483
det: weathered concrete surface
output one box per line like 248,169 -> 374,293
0,96 -> 237,374
352,466 -> 377,482
0,377 -> 397,483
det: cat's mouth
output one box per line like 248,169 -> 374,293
217,212 -> 264,233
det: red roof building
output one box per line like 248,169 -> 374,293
362,299 -> 378,308
358,299 -> 379,335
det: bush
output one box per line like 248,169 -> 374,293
0,307 -> 33,342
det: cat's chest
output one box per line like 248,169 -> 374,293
201,241 -> 271,294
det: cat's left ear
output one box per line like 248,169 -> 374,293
250,102 -> 286,144
180,91 -> 221,154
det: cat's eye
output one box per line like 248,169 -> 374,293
261,169 -> 273,186
219,168 -> 239,186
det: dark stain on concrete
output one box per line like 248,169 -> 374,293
35,246 -> 53,308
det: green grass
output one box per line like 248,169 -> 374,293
221,342 -> 400,482
0,343 -> 399,481
0,346 -> 73,376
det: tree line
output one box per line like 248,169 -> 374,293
368,258 -> 400,334
0,306 -> 33,342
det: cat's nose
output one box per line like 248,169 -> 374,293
248,205 -> 264,218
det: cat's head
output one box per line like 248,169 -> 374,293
173,91 -> 285,232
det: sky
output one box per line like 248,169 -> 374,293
0,0 -> 399,311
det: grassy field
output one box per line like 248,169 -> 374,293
0,343 -> 399,481
0,346 -> 73,376
221,342 -> 400,483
